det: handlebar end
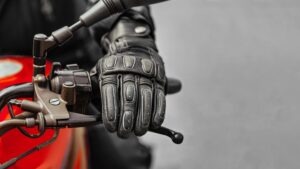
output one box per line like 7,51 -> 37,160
172,132 -> 184,144
166,78 -> 182,95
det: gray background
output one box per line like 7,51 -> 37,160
141,0 -> 300,169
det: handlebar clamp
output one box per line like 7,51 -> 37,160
50,63 -> 92,114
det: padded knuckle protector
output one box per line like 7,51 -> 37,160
100,52 -> 166,85
123,55 -> 136,68
141,58 -> 154,74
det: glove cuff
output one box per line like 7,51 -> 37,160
101,9 -> 157,54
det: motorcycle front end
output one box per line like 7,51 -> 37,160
0,56 -> 87,169
0,0 -> 183,168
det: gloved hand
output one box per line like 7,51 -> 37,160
95,10 -> 167,138
97,44 -> 166,138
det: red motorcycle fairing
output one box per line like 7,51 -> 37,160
0,56 -> 86,169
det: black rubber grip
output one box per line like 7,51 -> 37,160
166,78 -> 182,95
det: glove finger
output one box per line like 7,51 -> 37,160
151,84 -> 166,129
135,77 -> 153,136
101,75 -> 120,132
117,74 -> 137,138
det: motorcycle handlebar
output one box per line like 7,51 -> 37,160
0,77 -> 182,105
90,76 -> 182,95
0,83 -> 33,111
0,74 -> 183,144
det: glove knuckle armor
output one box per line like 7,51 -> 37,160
123,55 -> 136,69
104,55 -> 117,70
141,58 -> 154,74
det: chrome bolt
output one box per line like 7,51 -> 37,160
49,98 -> 60,106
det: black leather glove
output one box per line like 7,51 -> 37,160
96,8 -> 166,138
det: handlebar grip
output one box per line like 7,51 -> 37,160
166,78 -> 182,95
90,76 -> 181,95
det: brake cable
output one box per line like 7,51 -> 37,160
7,100 -> 46,138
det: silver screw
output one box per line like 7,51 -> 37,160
49,98 -> 60,106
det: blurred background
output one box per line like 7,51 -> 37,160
142,0 -> 300,169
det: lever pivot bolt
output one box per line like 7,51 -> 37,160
49,98 -> 60,106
